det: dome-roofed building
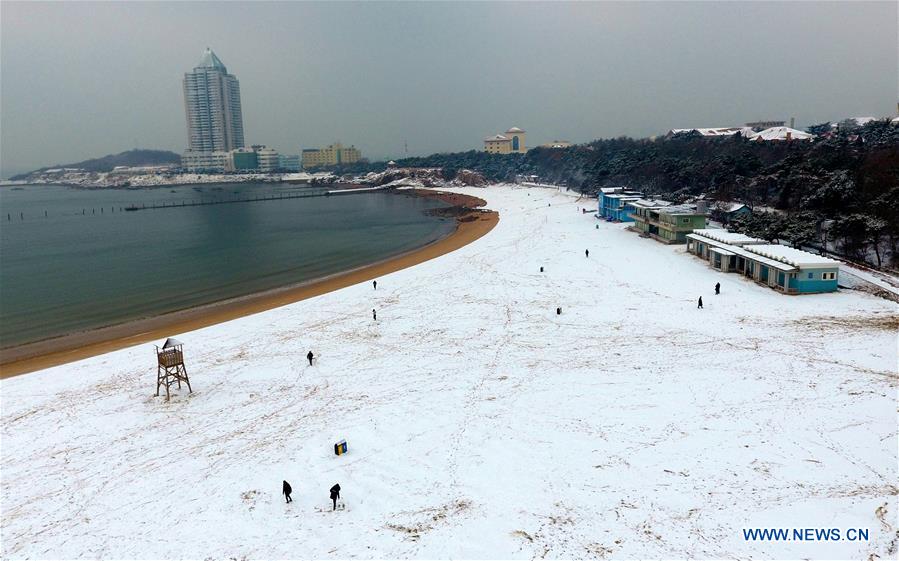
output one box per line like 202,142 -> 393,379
484,127 -> 527,154
505,127 -> 526,152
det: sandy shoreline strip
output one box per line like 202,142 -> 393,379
0,190 -> 497,378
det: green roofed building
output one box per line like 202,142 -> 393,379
626,199 -> 707,244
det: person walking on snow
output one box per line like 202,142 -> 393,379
330,483 -> 341,511
307,351 -> 314,366
283,480 -> 293,503
373,280 -> 377,290
715,282 -> 720,295
585,249 -> 589,258
697,296 -> 703,309
372,309 -> 377,321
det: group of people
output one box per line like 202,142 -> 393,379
697,282 -> 721,309
282,481 -> 342,510
584,246 -> 724,311
295,282 -> 382,511
306,279 -> 382,367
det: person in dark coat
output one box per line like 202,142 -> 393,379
715,282 -> 720,295
307,351 -> 314,366
283,480 -> 293,503
697,296 -> 703,309
585,249 -> 589,258
540,266 -> 544,273
556,307 -> 562,315
373,280 -> 377,290
330,483 -> 341,511
372,309 -> 377,321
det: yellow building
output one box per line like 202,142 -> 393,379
484,127 -> 527,154
301,143 -> 362,168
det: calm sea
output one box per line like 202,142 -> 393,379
0,183 -> 454,348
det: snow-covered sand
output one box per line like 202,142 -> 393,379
2,185 -> 896,559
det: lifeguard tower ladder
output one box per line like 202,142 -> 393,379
155,338 -> 192,401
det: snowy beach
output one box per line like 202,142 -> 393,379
1,185 -> 896,558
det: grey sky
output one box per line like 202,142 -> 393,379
1,1 -> 896,176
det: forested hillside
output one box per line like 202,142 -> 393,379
11,149 -> 181,179
364,120 -> 898,268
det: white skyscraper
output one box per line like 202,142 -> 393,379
182,48 -> 245,152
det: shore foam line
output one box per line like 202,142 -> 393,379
0,191 -> 497,378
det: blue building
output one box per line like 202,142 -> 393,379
597,187 -> 643,222
686,229 -> 840,294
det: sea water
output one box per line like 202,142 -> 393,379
0,183 -> 454,347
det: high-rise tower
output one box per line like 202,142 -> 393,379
182,48 -> 245,152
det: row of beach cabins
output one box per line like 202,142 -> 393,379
597,187 -> 840,294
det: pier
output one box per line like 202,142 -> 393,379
124,189 -> 333,212
5,186 -> 388,220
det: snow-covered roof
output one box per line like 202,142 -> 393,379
691,229 -> 765,246
670,127 -> 755,137
161,337 -> 184,349
197,48 -> 226,71
750,127 -> 814,141
506,127 -> 525,133
708,247 -> 736,257
687,234 -> 797,272
628,198 -> 672,209
743,245 -> 840,269
715,202 -> 748,213
661,204 -> 701,215
600,187 -> 642,196
485,134 -> 510,142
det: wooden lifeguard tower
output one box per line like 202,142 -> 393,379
155,338 -> 192,401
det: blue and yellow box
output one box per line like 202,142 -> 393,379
334,439 -> 348,456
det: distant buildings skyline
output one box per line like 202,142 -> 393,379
302,143 -> 362,169
183,48 -> 245,153
181,49 -> 363,172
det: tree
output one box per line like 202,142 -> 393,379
865,216 -> 889,267
832,214 -> 870,263
782,212 -> 818,248
806,122 -> 832,137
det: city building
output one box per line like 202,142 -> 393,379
598,187 -> 644,222
228,148 -> 258,171
278,154 -> 301,172
181,150 -> 229,172
483,127 -> 527,154
745,120 -> 786,130
484,135 -> 511,154
183,48 -> 245,153
301,143 -> 362,169
253,146 -> 280,172
686,229 -> 839,294
627,199 -> 707,244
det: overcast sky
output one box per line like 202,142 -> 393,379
1,1 -> 896,176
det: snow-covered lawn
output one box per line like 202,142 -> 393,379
2,185 -> 896,559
